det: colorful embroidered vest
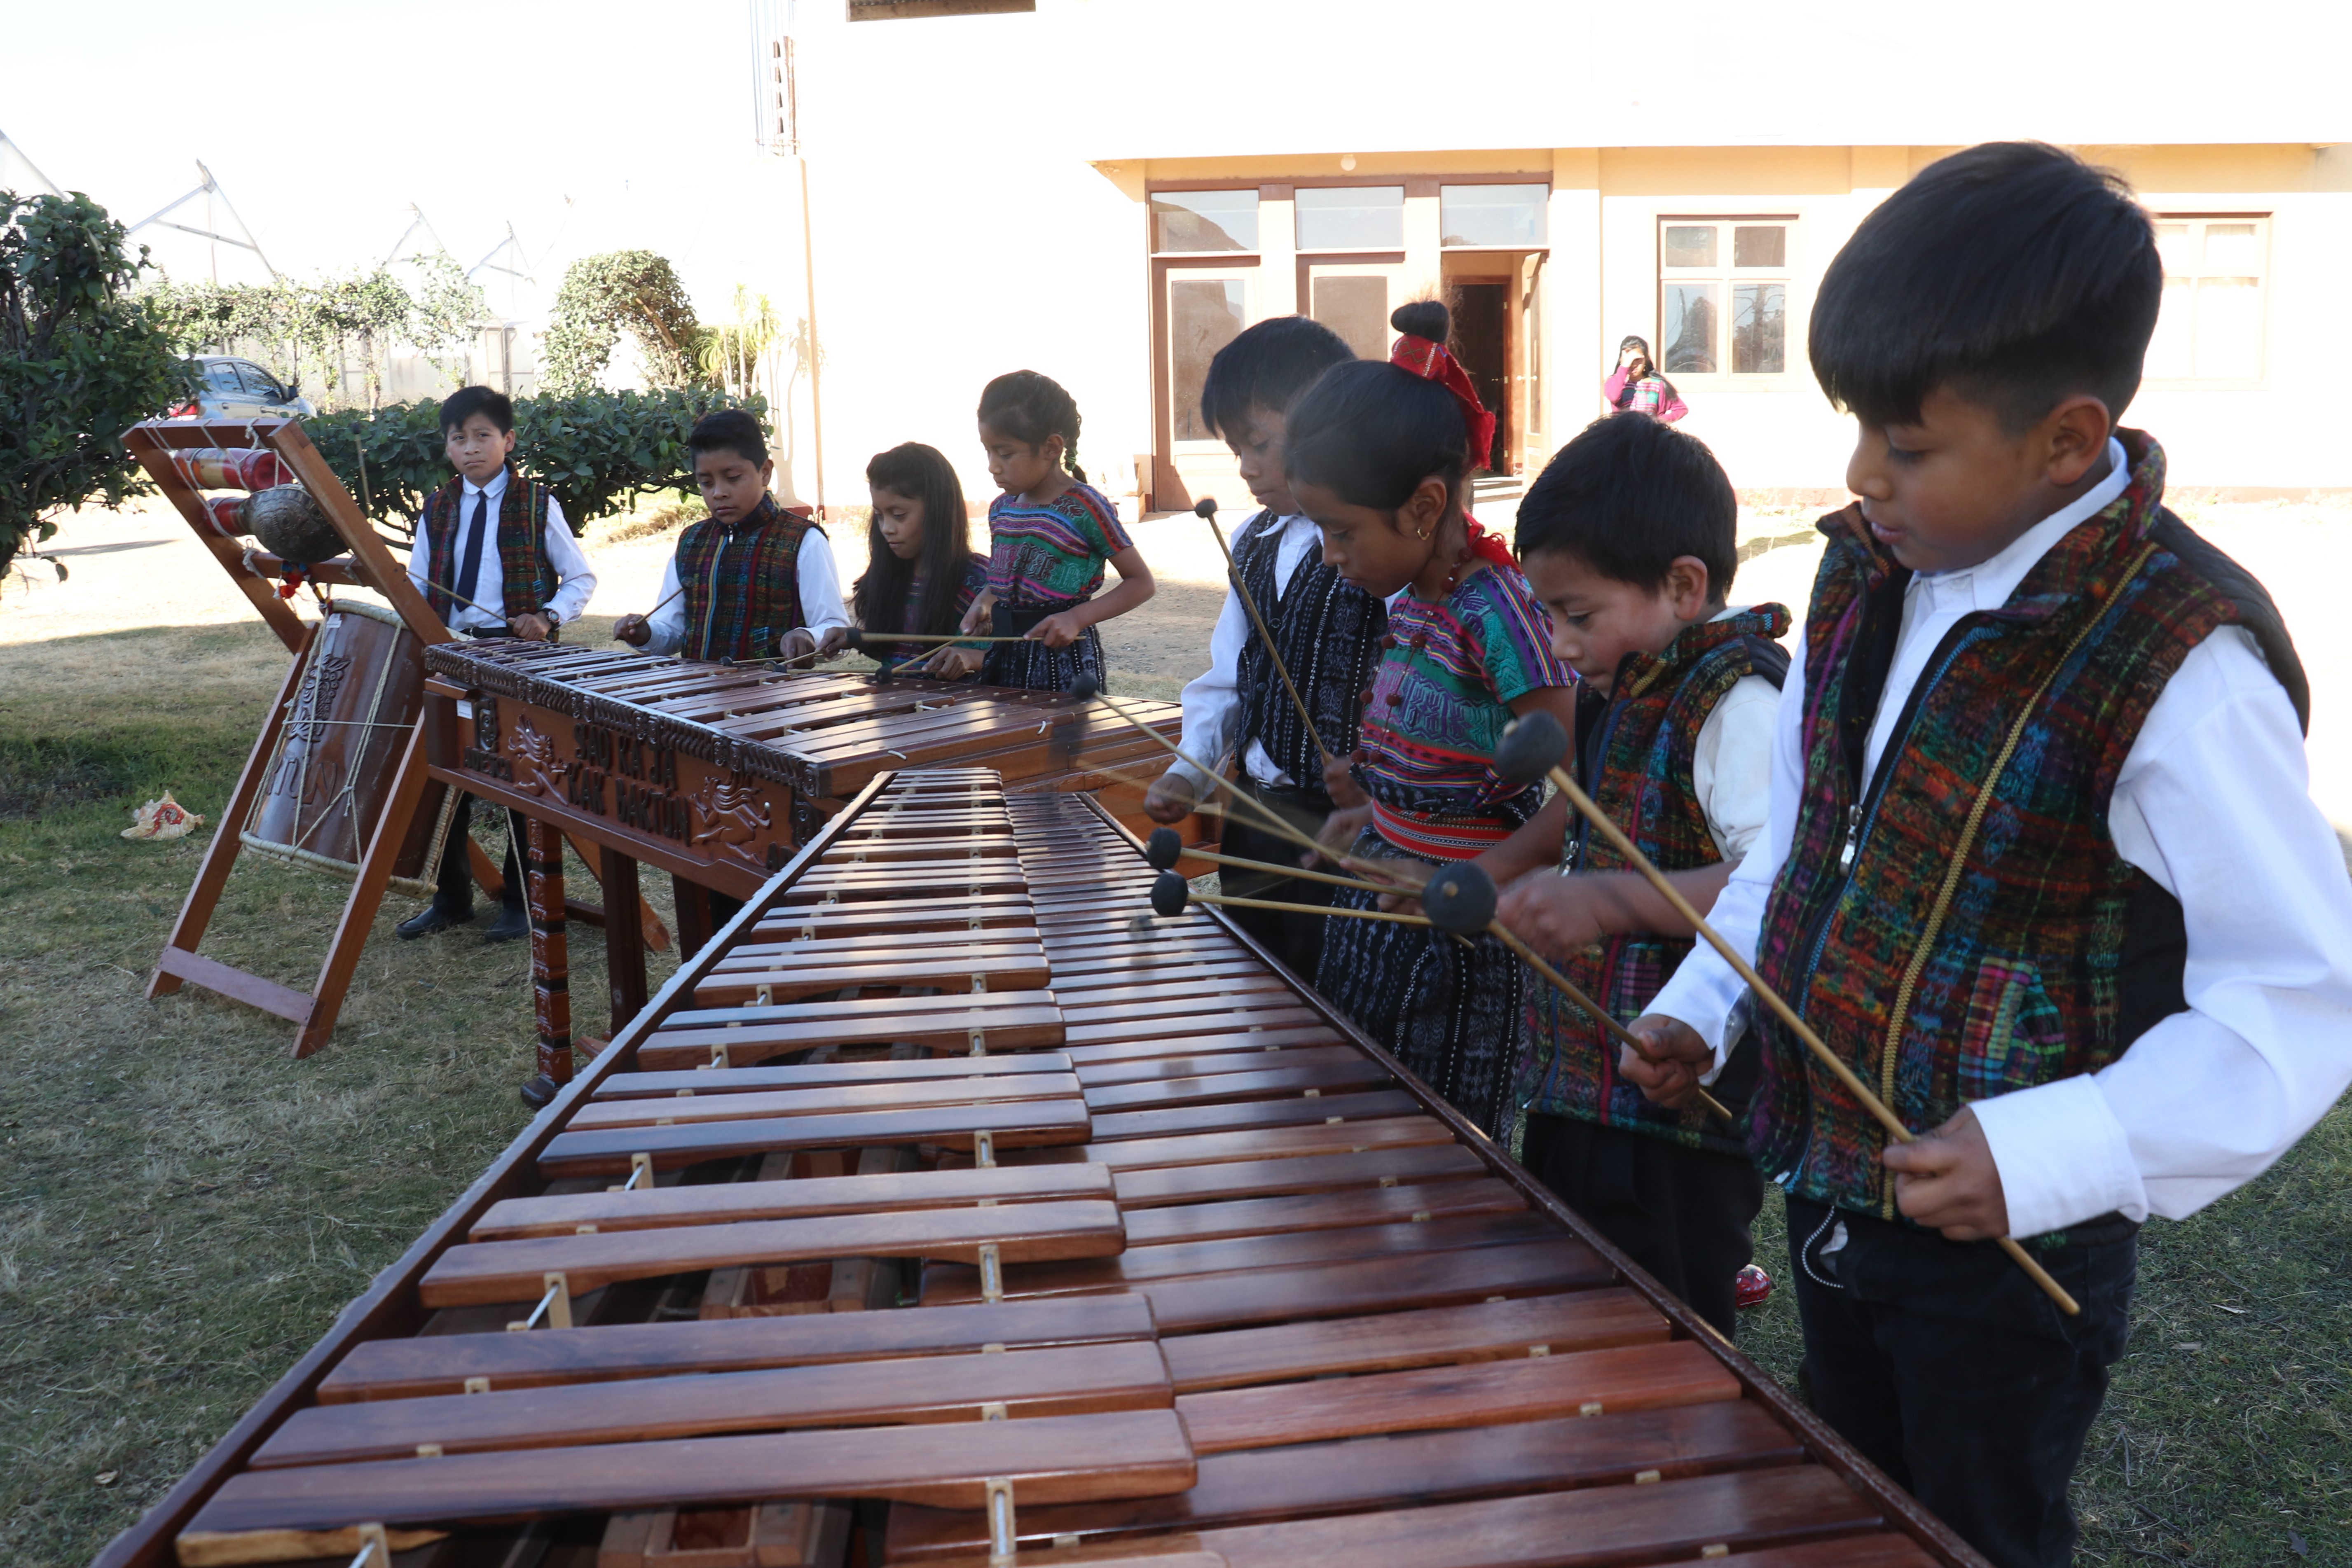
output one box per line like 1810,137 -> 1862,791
673,497 -> 817,662
1519,605 -> 1790,1154
419,467 -> 556,623
1232,511 -> 1387,793
1749,431 -> 2306,1220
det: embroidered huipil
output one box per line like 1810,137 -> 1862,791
1355,561 -> 1575,860
986,482 -> 1134,607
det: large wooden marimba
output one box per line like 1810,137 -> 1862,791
101,770 -> 1987,1568
419,640 -> 1202,1090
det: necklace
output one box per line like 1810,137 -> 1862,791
1421,538 -> 1475,601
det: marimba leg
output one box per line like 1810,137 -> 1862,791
601,845 -> 650,1035
522,816 -> 574,1107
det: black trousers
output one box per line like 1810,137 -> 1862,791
1519,1113 -> 1763,1339
1784,1194 -> 2137,1568
1214,781 -> 1336,982
432,792 -> 525,914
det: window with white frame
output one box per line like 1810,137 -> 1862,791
1657,218 -> 1794,376
2147,217 -> 2267,381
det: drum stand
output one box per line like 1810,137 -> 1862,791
125,417 -> 660,1062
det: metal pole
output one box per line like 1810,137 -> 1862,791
798,157 -> 824,515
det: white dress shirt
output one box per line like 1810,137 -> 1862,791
1688,607 -> 1781,863
640,518 -> 851,658
405,468 -> 596,633
1648,439 -> 2352,1237
1173,512 -> 1325,791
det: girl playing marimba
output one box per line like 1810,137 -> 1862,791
852,442 -> 989,679
964,370 -> 1156,691
1287,301 -> 1580,1139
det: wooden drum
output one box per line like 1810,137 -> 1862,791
241,599 -> 450,897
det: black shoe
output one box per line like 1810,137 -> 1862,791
397,904 -> 473,939
519,1072 -> 562,1108
482,906 -> 531,943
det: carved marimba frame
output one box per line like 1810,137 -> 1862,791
96,769 -> 1989,1568
419,640 -> 1201,1097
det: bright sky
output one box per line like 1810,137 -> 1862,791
8,0 -> 789,317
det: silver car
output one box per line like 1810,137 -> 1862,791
176,355 -> 315,419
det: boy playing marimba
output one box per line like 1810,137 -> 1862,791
1625,143 -> 2352,1568
399,385 -> 597,942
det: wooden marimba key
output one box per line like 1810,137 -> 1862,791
137,771 -> 1978,1568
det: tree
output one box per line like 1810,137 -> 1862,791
0,190 -> 192,582
541,250 -> 708,395
397,253 -> 488,388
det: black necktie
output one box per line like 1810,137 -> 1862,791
445,489 -> 489,627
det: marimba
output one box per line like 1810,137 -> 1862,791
419,640 -> 1204,1091
102,771 -> 1986,1568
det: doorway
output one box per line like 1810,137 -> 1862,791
1450,281 -> 1509,473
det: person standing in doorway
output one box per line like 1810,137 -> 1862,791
1605,335 -> 1688,423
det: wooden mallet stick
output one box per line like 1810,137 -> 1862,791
1138,841 -> 1731,1124
1150,877 -> 1430,925
1078,681 -> 1731,1122
1193,496 -> 1335,773
1070,678 -> 1421,894
1492,710 -> 2081,1316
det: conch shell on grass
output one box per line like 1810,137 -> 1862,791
122,792 -> 204,841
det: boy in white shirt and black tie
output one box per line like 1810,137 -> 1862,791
398,385 -> 597,942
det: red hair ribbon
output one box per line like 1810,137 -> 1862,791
1390,331 -> 1498,474
1392,331 -> 1514,571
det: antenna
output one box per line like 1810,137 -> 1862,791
0,128 -> 61,196
127,160 -> 277,282
383,203 -> 453,267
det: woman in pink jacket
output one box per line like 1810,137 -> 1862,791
1603,335 -> 1687,423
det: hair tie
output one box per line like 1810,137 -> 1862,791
1390,333 -> 1496,473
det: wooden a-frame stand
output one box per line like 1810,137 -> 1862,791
126,417 -> 662,1058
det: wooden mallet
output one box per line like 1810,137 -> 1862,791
1191,496 -> 1336,773
1491,709 -> 2081,1316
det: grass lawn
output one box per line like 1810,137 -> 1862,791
0,616 -> 2344,1567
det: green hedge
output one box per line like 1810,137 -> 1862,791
306,388 -> 767,533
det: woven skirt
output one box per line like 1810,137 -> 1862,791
1313,825 -> 1528,1143
981,598 -> 1107,692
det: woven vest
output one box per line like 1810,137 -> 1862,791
673,498 -> 817,662
1749,431 -> 2307,1220
420,467 -> 555,622
1522,605 -> 1791,1154
1231,512 -> 1387,790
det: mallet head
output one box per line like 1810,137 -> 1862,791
1070,673 -> 1101,703
1495,711 -> 1572,787
1192,498 -> 1217,521
1420,861 -> 1499,936
842,626 -> 865,650
1149,869 -> 1191,918
1145,828 -> 1184,870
